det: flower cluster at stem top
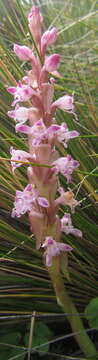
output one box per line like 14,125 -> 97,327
7,5 -> 82,267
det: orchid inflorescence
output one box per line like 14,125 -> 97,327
7,5 -> 82,268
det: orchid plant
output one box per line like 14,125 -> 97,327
7,5 -> 97,358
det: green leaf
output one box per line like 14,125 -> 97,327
0,349 -> 25,360
0,332 -> 20,348
25,321 -> 53,354
0,332 -> 25,360
85,297 -> 98,328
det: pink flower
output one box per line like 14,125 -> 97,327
15,120 -> 47,145
51,94 -> 75,113
31,120 -> 47,146
8,105 -> 30,123
16,120 -> 78,149
55,188 -> 80,213
61,213 -> 82,238
12,184 -> 49,218
39,55 -> 60,85
17,121 -> 78,148
15,123 -> 33,134
42,236 -> 73,266
44,54 -> 60,72
12,184 -> 33,217
41,28 -> 57,57
13,44 -> 33,61
47,123 -> 79,147
28,6 -> 43,44
7,82 -> 34,106
52,155 -> 79,183
10,147 -> 32,173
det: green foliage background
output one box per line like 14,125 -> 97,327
0,0 -> 98,358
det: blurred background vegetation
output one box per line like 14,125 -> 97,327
0,0 -> 98,358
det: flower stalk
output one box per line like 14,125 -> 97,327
48,260 -> 97,359
7,4 -> 98,358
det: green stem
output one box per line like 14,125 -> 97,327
48,266 -> 98,360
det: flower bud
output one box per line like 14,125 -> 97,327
28,6 -> 43,44
44,54 -> 60,72
41,28 -> 57,56
14,44 -> 33,61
